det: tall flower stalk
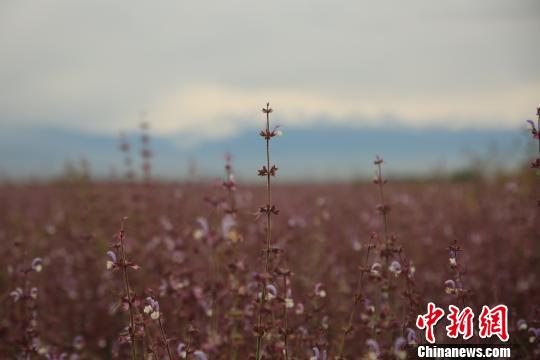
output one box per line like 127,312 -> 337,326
526,106 -> 540,205
337,233 -> 375,358
445,239 -> 468,308
276,267 -> 292,359
140,120 -> 152,185
255,102 -> 280,359
111,217 -> 139,359
373,155 -> 403,353
282,274 -> 289,359
223,154 -> 238,217
119,132 -> 134,180
374,156 -> 391,269
536,107 -> 540,162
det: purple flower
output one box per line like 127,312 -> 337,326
30,287 -> 38,300
265,284 -> 277,301
143,297 -> 160,320
370,263 -> 382,278
31,257 -> 43,272
177,342 -> 187,358
106,251 -> 117,270
295,302 -> 305,315
405,327 -> 417,344
194,217 -> 209,240
517,319 -> 528,331
310,347 -> 327,360
221,214 -> 236,237
444,279 -> 457,295
389,261 -> 402,276
314,283 -> 327,298
193,350 -> 208,360
366,339 -> 380,356
73,335 -> 85,351
9,288 -> 23,302
394,336 -> 406,352
528,328 -> 540,343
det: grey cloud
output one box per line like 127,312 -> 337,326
0,0 -> 538,133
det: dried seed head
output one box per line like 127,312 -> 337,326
261,105 -> 273,114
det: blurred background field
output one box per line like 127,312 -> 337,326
0,171 -> 539,358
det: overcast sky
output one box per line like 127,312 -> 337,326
1,0 -> 539,140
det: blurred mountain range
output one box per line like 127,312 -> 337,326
0,124 -> 528,181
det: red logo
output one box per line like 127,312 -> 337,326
478,305 -> 509,342
446,305 -> 474,340
416,302 -> 445,344
416,303 -> 509,343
